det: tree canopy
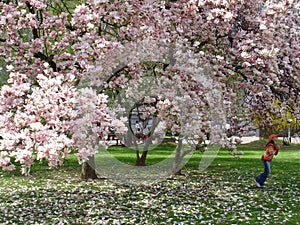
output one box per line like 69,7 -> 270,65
0,0 -> 299,175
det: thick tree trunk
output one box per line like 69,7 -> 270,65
172,139 -> 183,175
135,147 -> 149,166
124,129 -> 133,147
172,139 -> 194,175
135,158 -> 146,166
135,150 -> 148,166
81,156 -> 97,180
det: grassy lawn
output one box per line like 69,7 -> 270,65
0,141 -> 299,224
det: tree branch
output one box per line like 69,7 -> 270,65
33,52 -> 58,72
25,1 -> 39,39
181,147 -> 194,158
106,64 -> 129,84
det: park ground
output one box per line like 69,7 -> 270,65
0,140 -> 299,225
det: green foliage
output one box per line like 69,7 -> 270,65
0,58 -> 9,86
46,0 -> 81,15
253,99 -> 300,135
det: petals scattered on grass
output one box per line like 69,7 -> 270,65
0,168 -> 299,224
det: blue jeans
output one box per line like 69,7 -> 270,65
255,160 -> 271,187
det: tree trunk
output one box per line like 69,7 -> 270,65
135,158 -> 146,166
135,147 -> 149,166
134,140 -> 143,166
172,139 -> 194,175
135,136 -> 152,166
135,117 -> 158,166
172,139 -> 183,175
124,129 -> 133,147
81,156 -> 97,180
135,149 -> 149,166
140,137 -> 152,164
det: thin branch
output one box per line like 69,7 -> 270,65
33,52 -> 58,72
61,0 -> 73,15
106,64 -> 129,84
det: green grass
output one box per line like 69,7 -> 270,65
0,142 -> 299,224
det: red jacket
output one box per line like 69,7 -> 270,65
262,142 -> 279,161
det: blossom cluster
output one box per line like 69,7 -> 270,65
0,67 -> 76,174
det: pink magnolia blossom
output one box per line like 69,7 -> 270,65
0,0 -> 299,174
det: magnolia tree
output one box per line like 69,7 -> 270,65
87,38 -> 227,172
0,0 -> 299,181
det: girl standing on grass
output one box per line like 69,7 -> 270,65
254,134 -> 280,188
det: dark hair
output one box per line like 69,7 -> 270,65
266,139 -> 275,146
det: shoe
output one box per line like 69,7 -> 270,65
254,178 -> 261,187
